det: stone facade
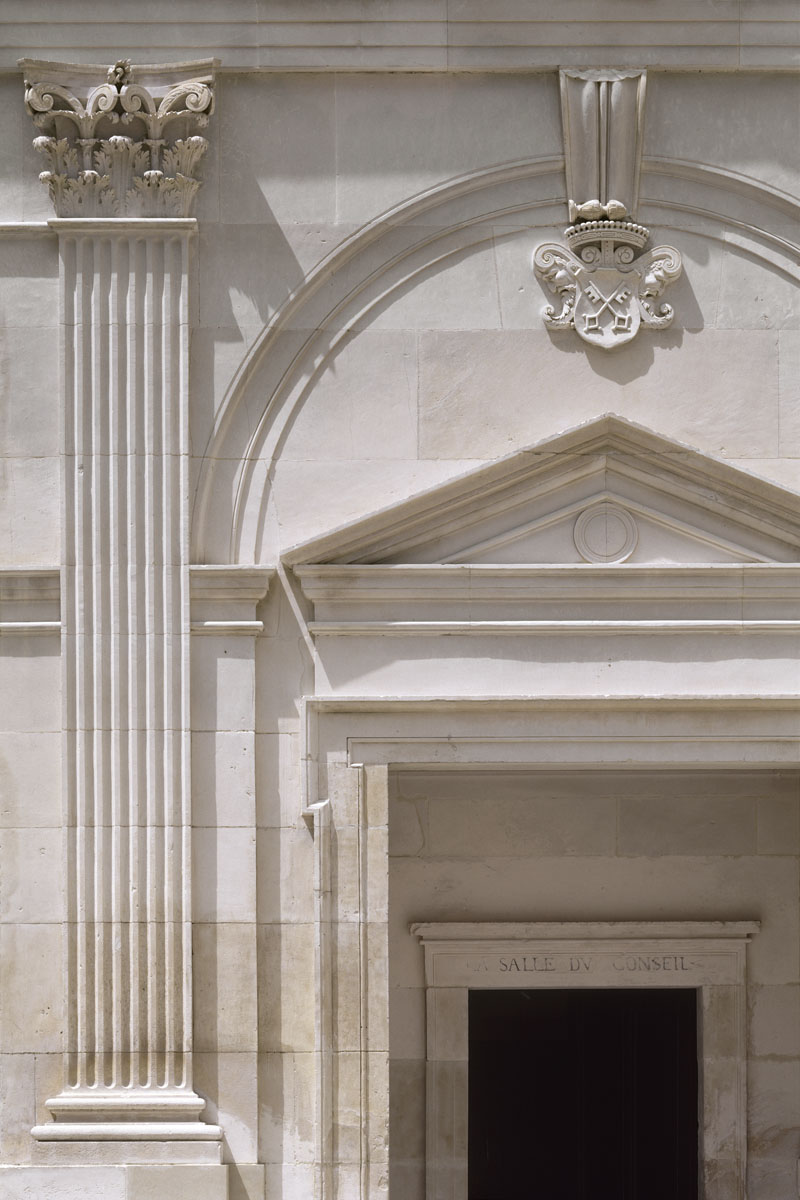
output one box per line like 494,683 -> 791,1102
0,5 -> 798,1200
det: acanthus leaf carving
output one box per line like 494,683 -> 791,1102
22,58 -> 215,217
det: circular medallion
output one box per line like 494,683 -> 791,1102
574,502 -> 638,563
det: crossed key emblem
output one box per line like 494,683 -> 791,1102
582,278 -> 634,333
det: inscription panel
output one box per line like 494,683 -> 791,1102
430,944 -> 744,989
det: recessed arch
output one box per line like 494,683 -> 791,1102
191,157 -> 800,564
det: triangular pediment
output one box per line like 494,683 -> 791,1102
284,416 -> 800,567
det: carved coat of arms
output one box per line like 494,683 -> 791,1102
533,206 -> 682,352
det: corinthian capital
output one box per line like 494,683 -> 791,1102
20,57 -> 215,217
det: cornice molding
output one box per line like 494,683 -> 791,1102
3,12 -> 800,73
189,565 -> 274,634
283,415 -> 800,568
21,58 -> 215,218
0,566 -> 276,635
295,563 -> 800,643
0,567 -> 60,634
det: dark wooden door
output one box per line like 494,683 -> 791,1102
468,988 -> 699,1200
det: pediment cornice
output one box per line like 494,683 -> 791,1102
284,415 -> 800,570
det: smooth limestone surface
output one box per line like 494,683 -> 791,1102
0,10 -> 799,1199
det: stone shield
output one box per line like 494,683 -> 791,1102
573,265 -> 641,349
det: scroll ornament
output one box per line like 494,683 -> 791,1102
533,204 -> 683,352
23,59 -> 214,217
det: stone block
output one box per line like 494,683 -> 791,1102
228,1163 -> 264,1200
281,330 -> 418,461
0,1166 -> 126,1199
0,731 -> 62,827
194,1051 -> 259,1163
389,986 -> 426,1061
254,732 -> 302,828
426,789 -> 617,858
332,825 -> 360,923
388,794 -> 427,857
0,78 -> 25,220
0,827 -> 64,922
427,988 -> 468,1061
0,923 -> 63,1052
192,828 -> 257,923
256,827 -> 315,925
0,326 -> 60,453
332,1050 -> 362,1166
191,638 -> 256,734
366,827 -> 390,922
218,75 -> 336,227
252,607 -> 314,735
356,240 -> 502,333
366,922 -> 390,1054
418,328 -> 780,461
188,325 -> 262,460
749,984 -> 800,1058
192,732 -> 256,829
0,646 -> 60,732
196,224 -> 297,334
0,1053 -> 35,1163
747,1155 -> 800,1200
33,1052 -> 62,1128
263,1163 -> 315,1198
194,923 -> 258,1054
758,789 -> 800,855
717,242 -> 800,330
748,1059 -> 800,1157
258,1051 -> 315,1166
334,74 -> 560,225
258,923 -> 315,1052
645,73 -> 800,196
617,793 -> 756,857
389,1159 -> 425,1200
0,455 -> 60,562
389,1058 -> 426,1165
125,1165 -> 229,1200
333,920 -> 362,1054
778,330 -> 800,455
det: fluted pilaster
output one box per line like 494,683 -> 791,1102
21,58 -> 219,1162
31,220 -> 219,1157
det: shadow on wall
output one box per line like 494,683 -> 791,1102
551,326 -> 685,384
191,76 -> 311,462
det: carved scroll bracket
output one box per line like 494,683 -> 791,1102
533,68 -> 682,351
20,57 -> 216,217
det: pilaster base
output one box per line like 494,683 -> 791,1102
0,1164 -> 229,1200
32,1087 -> 223,1163
32,1131 -> 223,1165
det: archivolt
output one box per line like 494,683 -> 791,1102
191,156 -> 800,564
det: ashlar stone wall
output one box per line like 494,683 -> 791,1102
0,38 -> 798,1200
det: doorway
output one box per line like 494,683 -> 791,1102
468,988 -> 699,1200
